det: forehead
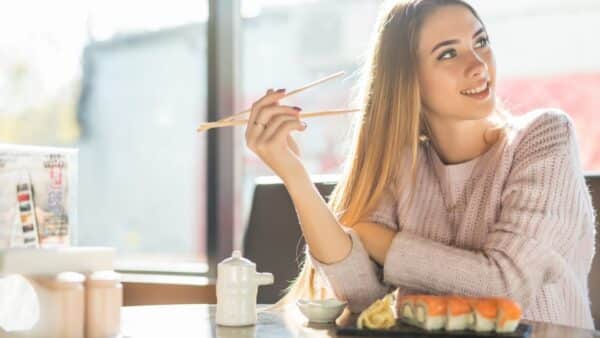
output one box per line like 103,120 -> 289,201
418,5 -> 483,54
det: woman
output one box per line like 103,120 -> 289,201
245,0 -> 596,330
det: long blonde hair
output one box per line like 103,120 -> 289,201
275,0 -> 501,307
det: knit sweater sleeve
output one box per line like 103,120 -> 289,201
359,185 -> 399,229
306,185 -> 398,312
383,110 -> 591,309
307,229 -> 393,312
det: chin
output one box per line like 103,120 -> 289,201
474,104 -> 496,119
462,95 -> 497,120
428,92 -> 498,121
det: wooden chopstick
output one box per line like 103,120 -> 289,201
218,71 -> 346,123
196,108 -> 360,132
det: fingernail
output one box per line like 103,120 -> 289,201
293,106 -> 302,111
276,88 -> 286,93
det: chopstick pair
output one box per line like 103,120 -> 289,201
196,71 -> 359,132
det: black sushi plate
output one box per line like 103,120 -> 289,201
336,321 -> 531,338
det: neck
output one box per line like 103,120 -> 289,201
425,112 -> 502,165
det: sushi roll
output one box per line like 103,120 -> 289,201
414,295 -> 447,331
470,298 -> 497,332
495,298 -> 522,333
397,295 -> 418,326
445,296 -> 474,331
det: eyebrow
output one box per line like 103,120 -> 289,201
430,27 -> 486,54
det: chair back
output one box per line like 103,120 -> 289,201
242,177 -> 336,303
585,175 -> 600,329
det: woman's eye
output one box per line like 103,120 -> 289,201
437,49 -> 456,60
437,37 -> 490,61
475,36 -> 490,48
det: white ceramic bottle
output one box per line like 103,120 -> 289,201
216,250 -> 273,326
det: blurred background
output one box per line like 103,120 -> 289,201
1,0 -> 599,275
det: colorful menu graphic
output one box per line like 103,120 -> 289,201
0,145 -> 77,248
15,176 -> 40,247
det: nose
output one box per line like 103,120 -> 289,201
465,51 -> 488,80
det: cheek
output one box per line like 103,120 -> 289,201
419,66 -> 460,106
489,58 -> 497,82
482,50 -> 496,81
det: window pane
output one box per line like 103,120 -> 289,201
0,0 -> 209,272
239,0 -> 383,246
238,1 -> 600,247
472,0 -> 600,171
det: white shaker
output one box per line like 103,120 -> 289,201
216,250 -> 273,326
27,272 -> 85,338
85,270 -> 122,338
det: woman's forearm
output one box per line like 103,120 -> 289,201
353,222 -> 396,265
242,88 -> 351,265
283,169 -> 352,264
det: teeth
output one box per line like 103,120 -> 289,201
461,83 -> 488,95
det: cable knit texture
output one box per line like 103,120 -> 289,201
308,109 -> 597,330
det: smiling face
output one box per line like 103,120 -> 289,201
417,4 -> 496,121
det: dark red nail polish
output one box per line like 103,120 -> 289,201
276,88 -> 286,93
293,106 -> 302,111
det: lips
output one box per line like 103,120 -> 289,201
460,81 -> 492,100
460,81 -> 489,96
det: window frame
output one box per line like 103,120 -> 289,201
204,0 -> 240,279
110,0 -> 241,279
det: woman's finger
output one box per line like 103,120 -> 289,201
248,88 -> 286,126
246,89 -> 286,144
257,114 -> 301,142
267,119 -> 307,145
245,88 -> 273,145
257,104 -> 301,130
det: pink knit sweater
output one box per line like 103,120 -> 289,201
308,109 -> 597,330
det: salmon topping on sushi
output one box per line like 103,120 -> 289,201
471,298 -> 498,319
414,295 -> 448,331
415,295 -> 447,316
445,296 -> 475,331
496,298 -> 523,333
446,296 -> 472,316
497,298 -> 522,325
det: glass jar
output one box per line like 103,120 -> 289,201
85,270 -> 122,338
28,271 -> 85,338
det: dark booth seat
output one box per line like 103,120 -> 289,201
242,176 -> 337,304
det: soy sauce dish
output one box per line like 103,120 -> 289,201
296,299 -> 348,323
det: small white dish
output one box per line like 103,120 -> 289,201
296,298 -> 347,323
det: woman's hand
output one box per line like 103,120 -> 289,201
245,88 -> 308,182
246,89 -> 352,266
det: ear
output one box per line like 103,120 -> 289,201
419,112 -> 433,141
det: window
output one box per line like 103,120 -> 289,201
1,0 -> 210,272
238,0 -> 384,248
3,0 -> 598,275
473,0 -> 600,171
237,0 -> 600,248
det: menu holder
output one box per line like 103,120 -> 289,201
0,144 -> 77,248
